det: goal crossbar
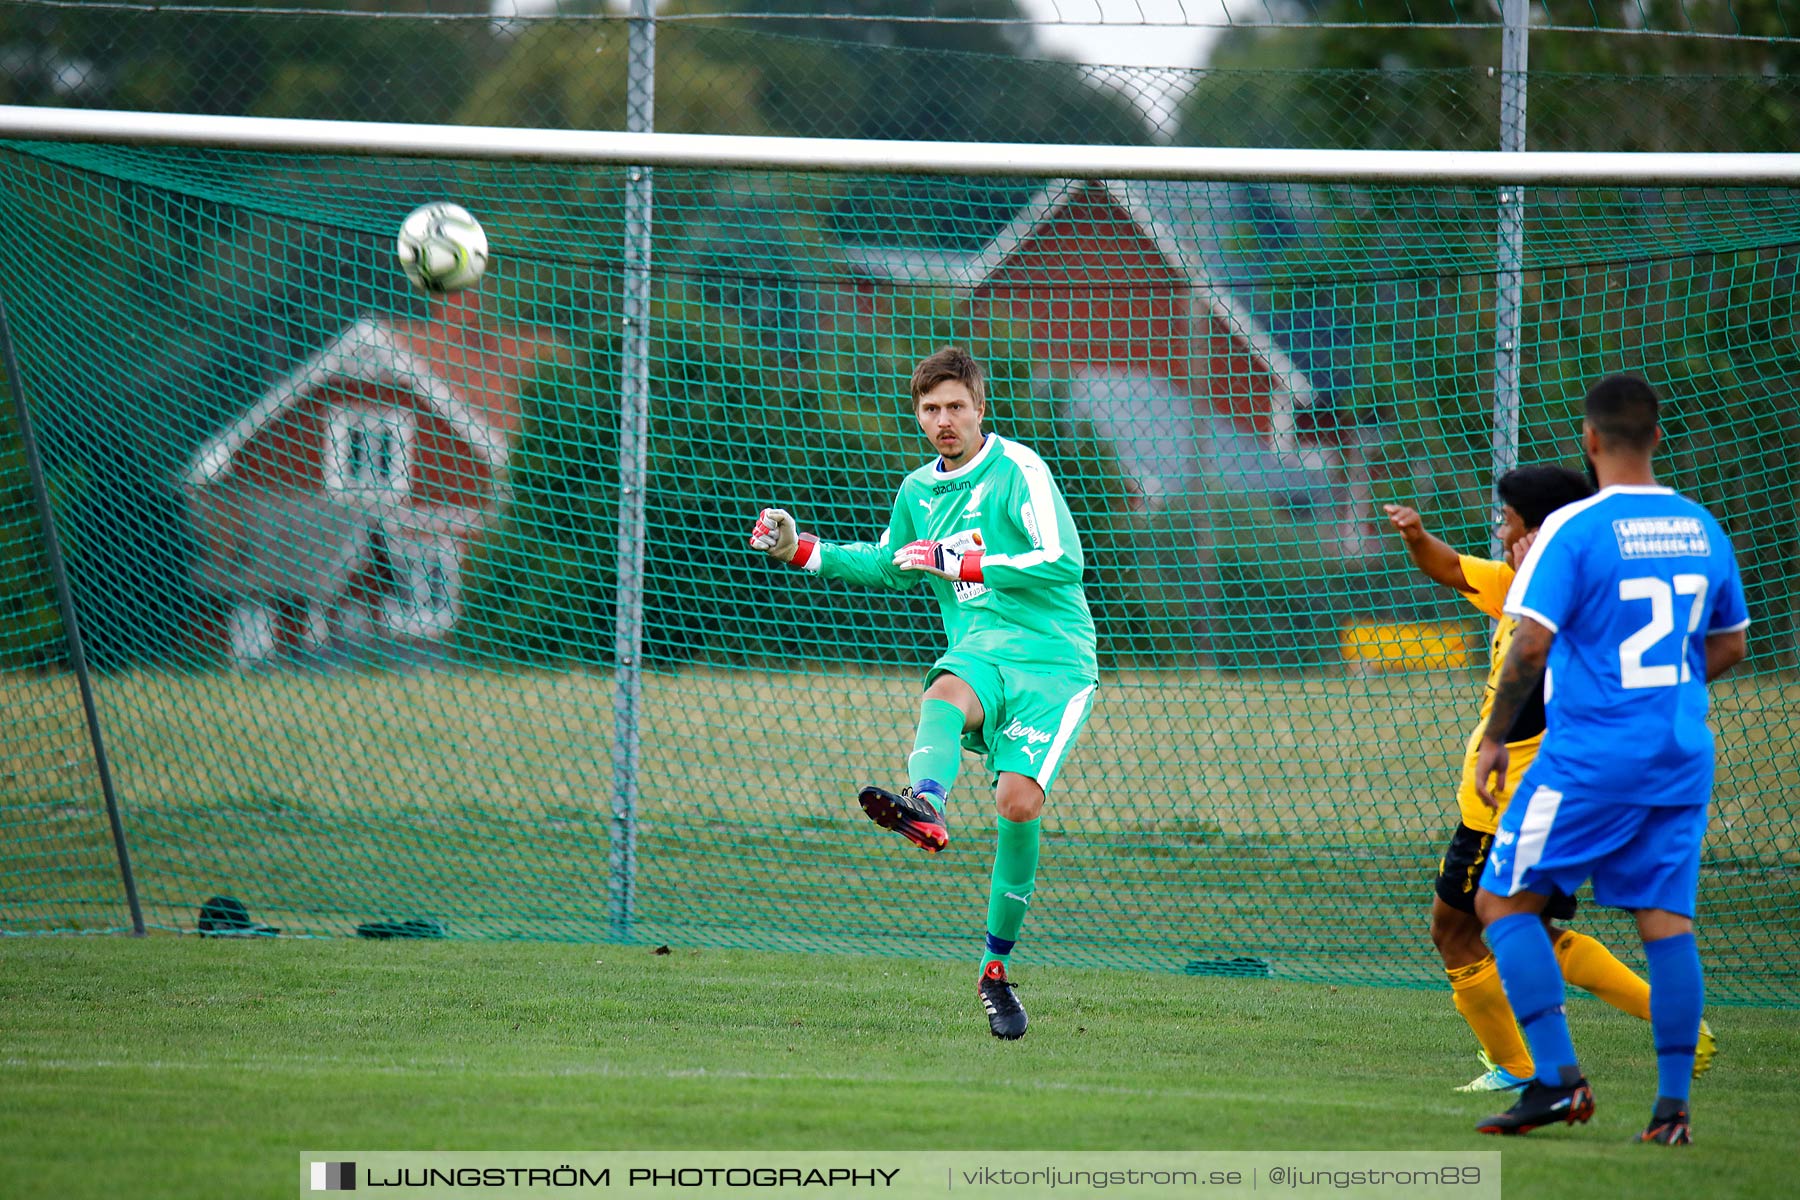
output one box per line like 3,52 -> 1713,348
4,105 -> 1800,185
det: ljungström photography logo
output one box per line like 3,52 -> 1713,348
309,1161 -> 356,1191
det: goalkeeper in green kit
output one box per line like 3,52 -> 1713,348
748,347 -> 1098,1040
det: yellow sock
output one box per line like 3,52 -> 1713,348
1448,955 -> 1532,1078
1554,929 -> 1652,1020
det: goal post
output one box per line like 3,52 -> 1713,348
7,104 -> 1800,181
0,106 -> 1793,1003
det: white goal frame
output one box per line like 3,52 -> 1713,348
5,105 -> 1800,184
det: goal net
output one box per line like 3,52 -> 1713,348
1,117 -> 1794,1003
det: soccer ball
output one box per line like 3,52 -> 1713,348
395,202 -> 488,293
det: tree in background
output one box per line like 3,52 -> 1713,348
706,0 -> 1150,248
702,0 -> 1145,144
0,0 -> 496,122
458,2 -> 769,135
462,0 -> 1151,251
1184,2 -> 1493,150
1527,0 -> 1800,154
1189,0 -> 1800,153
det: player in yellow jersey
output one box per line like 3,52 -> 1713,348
1386,465 -> 1715,1092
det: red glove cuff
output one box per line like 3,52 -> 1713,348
958,550 -> 983,584
790,532 -> 820,570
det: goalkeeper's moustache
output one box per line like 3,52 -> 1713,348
750,507 -> 819,569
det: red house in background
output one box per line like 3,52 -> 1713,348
185,300 -> 560,666
845,179 -> 1315,450
840,179 -> 1391,548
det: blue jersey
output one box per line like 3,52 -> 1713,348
1503,484 -> 1750,806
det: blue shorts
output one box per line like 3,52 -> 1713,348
1479,772 -> 1708,918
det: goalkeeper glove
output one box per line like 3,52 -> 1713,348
750,507 -> 819,569
893,537 -> 983,583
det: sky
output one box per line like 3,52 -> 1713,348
1017,0 -> 1228,69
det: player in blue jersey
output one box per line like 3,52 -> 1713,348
1469,375 -> 1749,1145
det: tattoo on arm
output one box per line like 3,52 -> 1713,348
1483,620 -> 1554,743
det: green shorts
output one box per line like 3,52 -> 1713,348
928,651 -> 1097,793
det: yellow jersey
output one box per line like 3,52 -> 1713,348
1454,555 -> 1548,833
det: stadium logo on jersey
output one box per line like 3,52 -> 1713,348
1614,516 -> 1709,559
1002,719 -> 1053,746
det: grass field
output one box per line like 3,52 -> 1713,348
2,937 -> 1797,1200
6,666 -> 1797,1002
13,666 -> 1796,834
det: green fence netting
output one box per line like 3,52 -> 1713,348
0,138 -> 1794,1002
2,381 -> 115,931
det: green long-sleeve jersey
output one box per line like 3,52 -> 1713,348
803,433 -> 1098,681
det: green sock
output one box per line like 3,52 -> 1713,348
907,698 -> 964,810
980,815 -> 1041,970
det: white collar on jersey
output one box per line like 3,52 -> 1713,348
933,432 -> 999,480
1597,484 -> 1674,496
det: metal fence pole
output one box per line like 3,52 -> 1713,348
1492,0 -> 1529,542
609,0 -> 654,942
0,294 -> 145,936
